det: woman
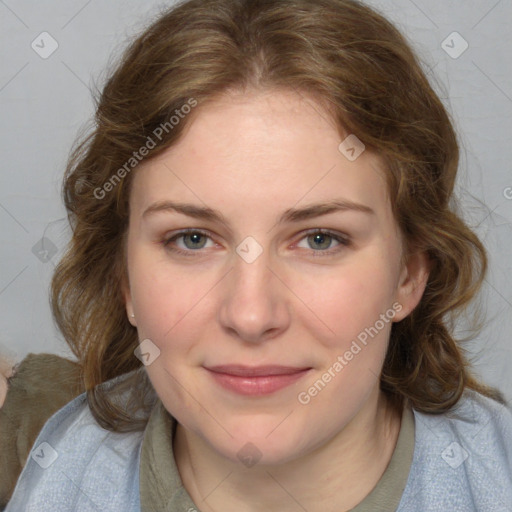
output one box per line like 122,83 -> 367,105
5,0 -> 511,510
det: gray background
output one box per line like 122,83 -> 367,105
1,0 -> 511,401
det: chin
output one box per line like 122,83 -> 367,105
208,418 -> 311,467
219,437 -> 305,468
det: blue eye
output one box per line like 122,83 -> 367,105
163,230 -> 214,254
180,232 -> 208,249
296,230 -> 349,255
162,228 -> 349,258
306,232 -> 336,250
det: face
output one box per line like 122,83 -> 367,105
123,88 -> 428,465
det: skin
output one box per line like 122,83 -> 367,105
0,354 -> 16,408
123,88 -> 429,511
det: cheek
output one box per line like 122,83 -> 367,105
129,260 -> 215,401
294,254 -> 398,348
128,249 -> 211,347
293,258 -> 398,418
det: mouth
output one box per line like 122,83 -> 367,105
204,365 -> 312,396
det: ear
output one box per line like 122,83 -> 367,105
392,250 -> 430,322
121,272 -> 137,327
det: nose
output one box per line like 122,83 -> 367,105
218,251 -> 291,344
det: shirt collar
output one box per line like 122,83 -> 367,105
139,400 -> 415,511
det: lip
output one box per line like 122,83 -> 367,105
205,365 -> 311,396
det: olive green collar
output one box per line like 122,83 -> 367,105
140,401 -> 415,511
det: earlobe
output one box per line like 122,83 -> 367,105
126,305 -> 137,327
121,275 -> 137,326
393,251 -> 430,322
125,308 -> 137,326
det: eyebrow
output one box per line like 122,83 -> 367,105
142,199 -> 374,224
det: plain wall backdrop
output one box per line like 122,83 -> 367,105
0,0 -> 511,401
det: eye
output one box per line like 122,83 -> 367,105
163,229 -> 216,254
295,230 -> 349,254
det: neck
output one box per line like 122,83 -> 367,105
174,390 -> 401,512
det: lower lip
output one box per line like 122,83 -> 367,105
206,369 -> 310,396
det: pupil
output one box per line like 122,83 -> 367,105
309,233 -> 331,250
185,233 -> 206,249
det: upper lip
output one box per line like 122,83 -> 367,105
205,365 -> 311,377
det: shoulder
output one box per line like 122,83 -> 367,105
398,390 -> 512,511
413,390 -> 512,462
0,352 -> 84,506
5,376 -> 151,512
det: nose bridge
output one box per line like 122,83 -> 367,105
218,248 -> 290,342
233,252 -> 272,298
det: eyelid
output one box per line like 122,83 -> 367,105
163,228 -> 213,241
294,228 -> 350,243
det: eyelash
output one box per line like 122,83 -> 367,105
162,228 -> 351,258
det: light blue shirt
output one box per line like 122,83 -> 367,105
5,383 -> 512,511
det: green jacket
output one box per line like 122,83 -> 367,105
0,353 -> 84,508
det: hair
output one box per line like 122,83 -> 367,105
51,0 -> 504,432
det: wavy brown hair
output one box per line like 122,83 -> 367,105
51,0 -> 503,432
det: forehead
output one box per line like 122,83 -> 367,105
130,89 -> 390,221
